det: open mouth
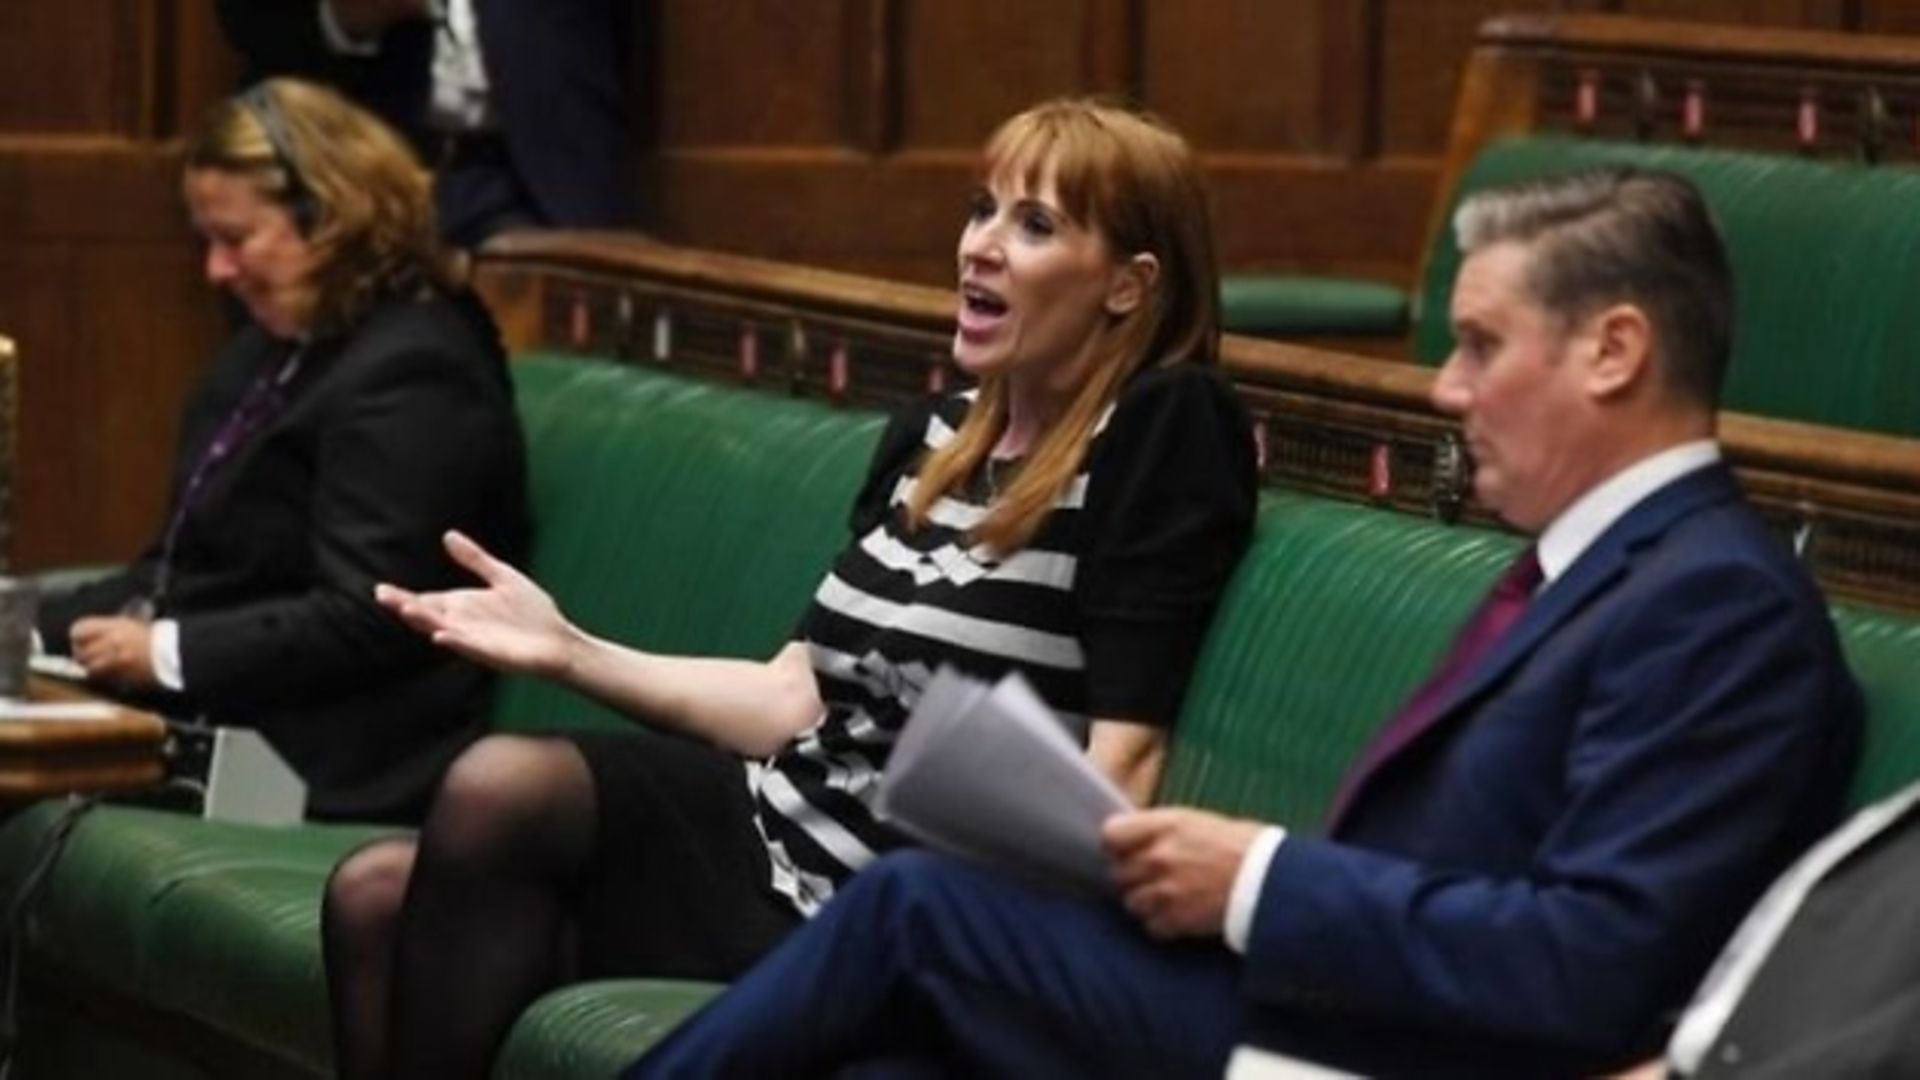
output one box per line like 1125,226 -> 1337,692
958,282 -> 1009,343
961,282 -> 1008,317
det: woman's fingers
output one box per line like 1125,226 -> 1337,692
442,529 -> 524,589
373,582 -> 416,611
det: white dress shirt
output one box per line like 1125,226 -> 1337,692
1222,440 -> 1723,952
319,0 -> 494,131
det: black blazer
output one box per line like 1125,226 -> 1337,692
41,290 -> 531,823
215,0 -> 633,229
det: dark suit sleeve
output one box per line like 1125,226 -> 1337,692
174,335 -> 517,708
1244,561 -> 1855,1056
216,0 -> 387,86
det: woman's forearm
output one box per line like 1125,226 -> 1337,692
558,634 -> 824,758
1089,719 -> 1169,806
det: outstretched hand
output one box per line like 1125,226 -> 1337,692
375,530 -> 577,678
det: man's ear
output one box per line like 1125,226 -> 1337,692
1585,303 -> 1654,399
1106,253 -> 1160,317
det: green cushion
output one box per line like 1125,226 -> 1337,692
496,981 -> 722,1080
1835,604 -> 1920,805
1220,275 -> 1410,337
1413,135 -> 1920,437
0,802 -> 392,1074
1161,491 -> 1518,828
489,355 -> 887,734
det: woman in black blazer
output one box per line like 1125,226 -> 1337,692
40,78 -> 530,824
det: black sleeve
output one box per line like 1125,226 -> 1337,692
1074,365 -> 1259,725
845,397 -> 939,538
176,327 -> 524,707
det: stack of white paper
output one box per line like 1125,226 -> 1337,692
876,666 -> 1133,896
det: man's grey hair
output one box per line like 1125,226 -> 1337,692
1452,167 -> 1734,408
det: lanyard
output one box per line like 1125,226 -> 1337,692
137,347 -> 305,614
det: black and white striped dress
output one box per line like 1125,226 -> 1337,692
754,362 -> 1258,915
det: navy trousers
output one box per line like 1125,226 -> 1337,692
622,850 -> 1248,1078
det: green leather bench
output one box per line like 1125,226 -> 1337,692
3,354 -> 1916,1078
1233,134 -> 1920,440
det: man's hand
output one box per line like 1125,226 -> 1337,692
328,0 -> 432,41
70,615 -> 158,688
1102,807 -> 1265,940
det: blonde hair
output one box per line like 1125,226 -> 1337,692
907,98 -> 1220,552
185,78 -> 453,333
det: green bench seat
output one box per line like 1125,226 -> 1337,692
1219,275 -> 1411,338
4,355 -> 1916,1078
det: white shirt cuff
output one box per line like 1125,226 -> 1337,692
318,0 -> 383,55
1224,825 -> 1286,953
150,619 -> 184,691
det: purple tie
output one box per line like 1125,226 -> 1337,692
1323,546 -> 1543,833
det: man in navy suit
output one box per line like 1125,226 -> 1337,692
216,0 -> 633,245
624,168 -> 1864,1077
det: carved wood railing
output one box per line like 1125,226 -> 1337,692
473,232 -> 1920,615
1456,14 -> 1920,167
1422,16 -> 1920,287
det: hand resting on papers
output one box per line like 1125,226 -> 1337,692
1103,808 -> 1265,940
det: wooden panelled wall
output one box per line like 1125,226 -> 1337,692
0,1 -> 236,570
637,0 -> 1920,287
4,0 -> 1920,567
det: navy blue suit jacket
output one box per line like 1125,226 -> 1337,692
215,0 -> 633,230
1242,464 -> 1862,1074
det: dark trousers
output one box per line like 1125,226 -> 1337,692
622,850 -> 1248,1079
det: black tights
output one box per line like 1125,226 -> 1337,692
323,734 -> 598,1080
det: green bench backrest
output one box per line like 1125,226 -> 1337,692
1161,493 -> 1516,826
501,354 -> 1920,820
1835,605 -> 1920,805
494,355 -> 886,733
1162,492 -> 1920,827
1412,135 -> 1920,438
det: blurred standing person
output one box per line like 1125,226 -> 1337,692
216,0 -> 634,246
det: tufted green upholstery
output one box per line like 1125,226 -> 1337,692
495,981 -> 723,1080
1412,135 -> 1920,437
1835,606 -> 1920,806
1160,492 -> 1519,827
488,356 -> 886,734
3,355 -> 1917,1077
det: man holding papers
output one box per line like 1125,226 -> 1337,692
627,168 -> 1862,1078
